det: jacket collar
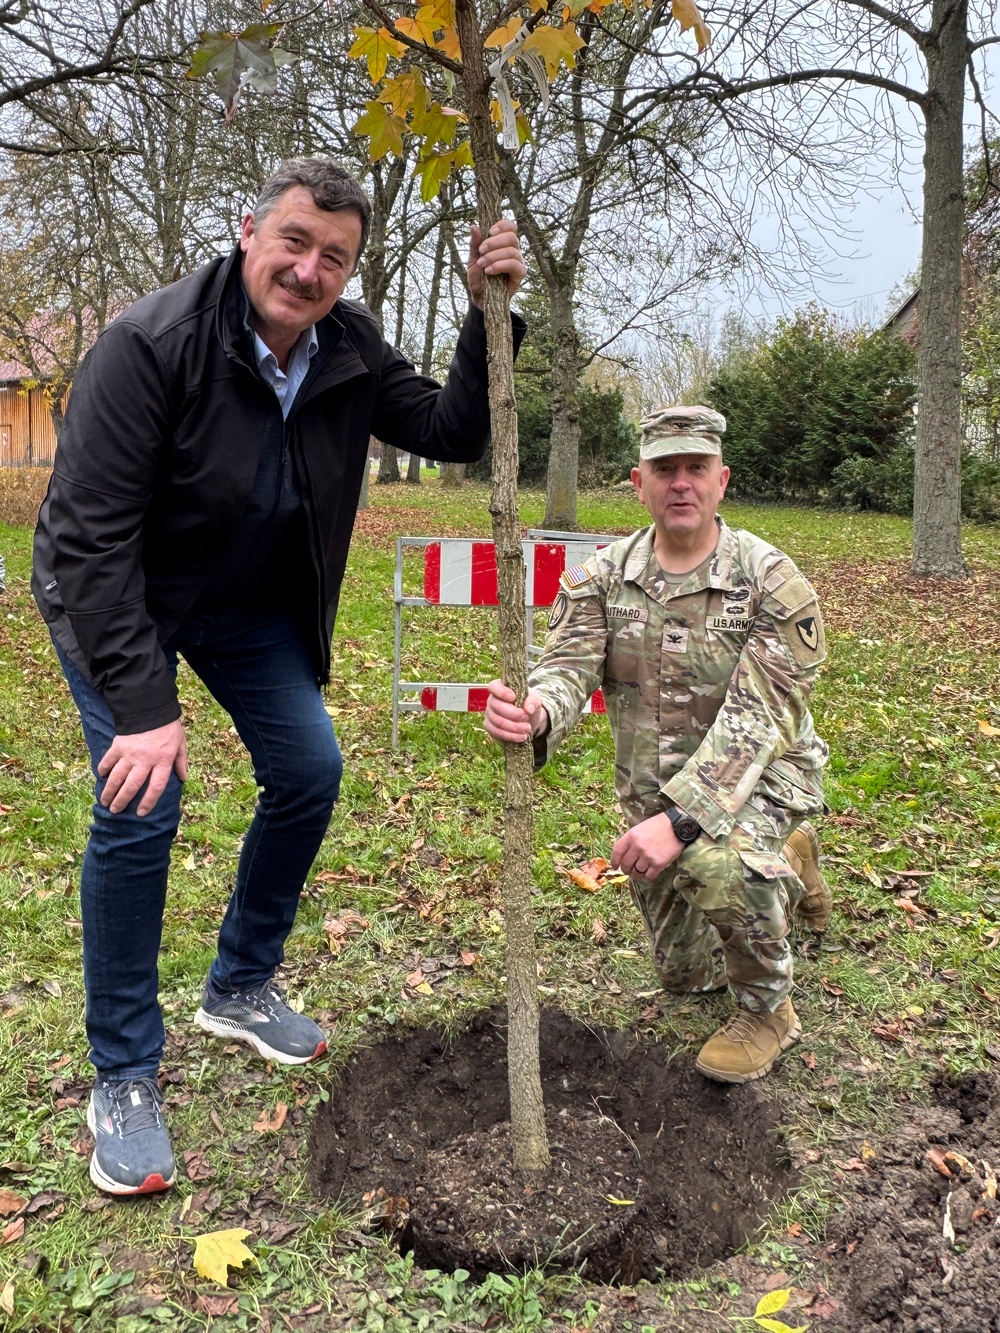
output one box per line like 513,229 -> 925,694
623,518 -> 747,597
215,246 -> 368,396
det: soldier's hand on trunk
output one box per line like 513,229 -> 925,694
483,679 -> 548,743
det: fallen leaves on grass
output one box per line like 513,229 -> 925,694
0,1279 -> 13,1316
0,1191 -> 26,1217
183,1151 -> 214,1181
195,1294 -> 238,1317
592,916 -> 608,945
252,1104 -> 287,1135
564,856 -> 627,893
978,720 -> 1000,738
2,1218 -> 24,1245
191,1228 -> 256,1287
322,909 -> 370,954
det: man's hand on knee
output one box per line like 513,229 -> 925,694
98,720 -> 188,816
483,679 -> 548,744
612,813 -> 684,881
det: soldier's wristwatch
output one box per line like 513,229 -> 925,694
667,806 -> 701,845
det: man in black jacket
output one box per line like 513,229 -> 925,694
32,157 -> 526,1196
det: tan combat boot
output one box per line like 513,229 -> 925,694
783,821 -> 832,932
695,1000 -> 801,1083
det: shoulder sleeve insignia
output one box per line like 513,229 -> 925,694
561,564 -> 593,590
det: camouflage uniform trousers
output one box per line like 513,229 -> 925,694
629,795 -> 811,1014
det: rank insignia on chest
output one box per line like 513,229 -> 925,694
561,564 -> 592,589
663,626 -> 689,653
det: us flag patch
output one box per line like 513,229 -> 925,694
561,564 -> 592,589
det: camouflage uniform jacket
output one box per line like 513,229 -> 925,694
529,519 -> 828,840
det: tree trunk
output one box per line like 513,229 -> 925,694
440,461 -> 467,488
358,441 -> 373,510
406,449 -> 422,482
543,284 -> 581,530
911,0 -> 970,576
455,0 -> 549,1175
378,442 -> 401,483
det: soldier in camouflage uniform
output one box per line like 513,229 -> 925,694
484,405 -> 831,1083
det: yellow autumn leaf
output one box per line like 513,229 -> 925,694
353,101 -> 408,161
395,12 -> 441,47
604,1194 -> 635,1205
417,0 -> 455,26
378,69 -> 425,115
755,1320 -> 807,1333
192,1228 -> 257,1287
415,981 -> 434,995
410,97 -> 462,146
484,15 -> 525,48
349,26 -> 406,83
671,0 -> 711,50
523,22 -> 586,77
754,1290 -> 791,1317
978,719 -> 1000,737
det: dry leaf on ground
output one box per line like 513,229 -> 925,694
1,1218 -> 24,1245
252,1103 -> 287,1135
191,1228 -> 256,1287
926,1146 -> 954,1178
566,868 -> 601,893
322,909 -> 370,954
0,1279 -> 13,1316
0,1191 -> 26,1217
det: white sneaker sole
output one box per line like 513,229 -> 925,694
86,1098 -> 176,1195
193,1007 -> 326,1065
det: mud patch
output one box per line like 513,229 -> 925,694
310,1007 -> 794,1281
823,1073 -> 1000,1333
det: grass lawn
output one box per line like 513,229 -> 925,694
1,477 -> 999,1331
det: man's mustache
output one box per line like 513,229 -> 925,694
276,272 -> 320,301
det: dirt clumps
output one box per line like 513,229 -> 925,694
825,1074 -> 1000,1333
310,1006 -> 794,1282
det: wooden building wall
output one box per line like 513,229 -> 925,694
0,382 -> 59,467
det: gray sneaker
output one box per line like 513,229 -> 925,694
87,1076 -> 176,1195
194,979 -> 328,1065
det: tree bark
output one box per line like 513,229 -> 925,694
440,461 -> 467,487
378,442 -> 401,483
911,0 -> 970,576
455,0 -> 549,1175
543,285 -> 581,529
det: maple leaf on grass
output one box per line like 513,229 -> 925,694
191,1228 -> 257,1287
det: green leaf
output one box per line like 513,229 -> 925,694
754,1319 -> 807,1333
187,26 -> 288,116
755,1291 -> 791,1317
353,101 -> 408,161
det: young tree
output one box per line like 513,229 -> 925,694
191,0 -> 708,1174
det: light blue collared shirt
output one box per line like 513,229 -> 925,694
249,324 -> 319,420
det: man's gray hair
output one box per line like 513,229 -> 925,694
252,158 -> 373,261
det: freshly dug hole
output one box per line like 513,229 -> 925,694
310,1007 -> 794,1282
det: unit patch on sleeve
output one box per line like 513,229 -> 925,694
796,616 -> 820,651
548,591 -> 569,630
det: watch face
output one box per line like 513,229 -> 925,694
672,812 -> 700,842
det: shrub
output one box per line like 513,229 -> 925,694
0,466 -> 49,527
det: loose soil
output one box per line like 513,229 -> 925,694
820,1071 -> 1000,1333
310,1007 -> 795,1283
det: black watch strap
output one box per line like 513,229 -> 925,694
667,806 -> 701,844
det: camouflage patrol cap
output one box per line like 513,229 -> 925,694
639,405 -> 727,460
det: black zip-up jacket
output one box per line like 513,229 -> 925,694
33,247 -> 524,734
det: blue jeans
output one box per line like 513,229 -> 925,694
53,611 -> 342,1080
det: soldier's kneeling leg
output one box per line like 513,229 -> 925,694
671,833 -> 794,1014
629,868 -> 727,994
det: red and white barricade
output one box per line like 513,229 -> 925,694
392,530 -> 615,748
